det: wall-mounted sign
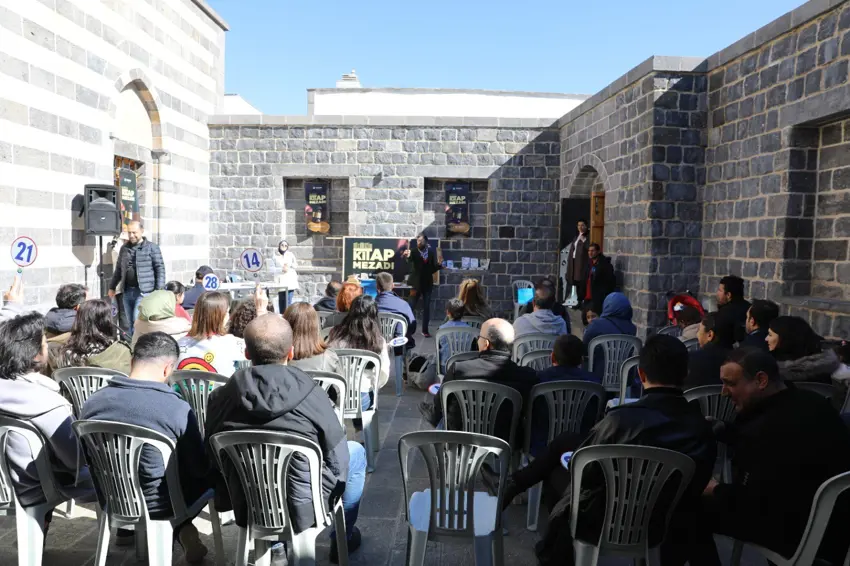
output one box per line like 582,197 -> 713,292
305,181 -> 330,234
445,181 -> 470,236
342,237 -> 410,282
117,168 -> 139,233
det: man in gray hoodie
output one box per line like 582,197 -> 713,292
513,286 -> 569,358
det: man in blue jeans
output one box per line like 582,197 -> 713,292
108,221 -> 165,336
205,314 -> 366,563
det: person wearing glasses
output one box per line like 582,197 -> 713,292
419,318 -> 537,449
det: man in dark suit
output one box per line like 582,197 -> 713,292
739,299 -> 778,351
403,233 -> 442,337
713,275 -> 750,348
419,318 -> 538,449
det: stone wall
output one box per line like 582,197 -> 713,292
207,119 -> 560,313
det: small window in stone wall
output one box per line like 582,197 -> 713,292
424,179 -> 489,265
283,178 -> 349,270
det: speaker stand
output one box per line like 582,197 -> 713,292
97,236 -> 108,299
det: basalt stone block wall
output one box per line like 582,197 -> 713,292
207,121 -> 560,313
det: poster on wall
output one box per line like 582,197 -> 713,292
342,237 -> 410,282
445,181 -> 471,236
116,168 -> 139,232
305,181 -> 330,234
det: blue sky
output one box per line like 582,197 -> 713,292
208,0 -> 806,115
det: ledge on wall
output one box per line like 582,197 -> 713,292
207,115 -> 559,128
777,295 -> 850,316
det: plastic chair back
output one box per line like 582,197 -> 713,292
618,356 -> 641,404
209,431 -> 332,538
318,311 -> 343,329
683,385 -> 737,424
168,370 -> 230,438
378,312 -> 408,343
320,326 -> 333,342
53,367 -> 127,418
682,338 -> 699,352
446,351 -> 479,374
399,431 -> 510,537
519,349 -> 554,372
440,380 -> 522,448
656,326 -> 682,338
587,335 -> 643,394
0,415 -> 66,511
569,445 -> 696,560
796,382 -> 837,400
304,370 -> 347,426
461,316 -> 485,329
333,349 -> 381,419
435,327 -> 478,378
523,381 -> 605,454
512,333 -> 558,362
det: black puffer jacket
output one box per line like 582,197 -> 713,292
109,238 -> 165,293
44,307 -> 76,335
204,364 -> 348,531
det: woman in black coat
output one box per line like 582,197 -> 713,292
767,316 -> 839,384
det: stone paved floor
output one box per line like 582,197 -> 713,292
0,334 -> 764,565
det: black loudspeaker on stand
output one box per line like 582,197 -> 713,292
83,184 -> 122,300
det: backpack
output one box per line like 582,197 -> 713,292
408,354 -> 438,390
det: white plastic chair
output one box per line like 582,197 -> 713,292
523,381 -> 605,532
682,338 -> 699,352
304,370 -> 347,426
518,349 -> 554,372
399,430 -> 511,566
569,445 -> 696,565
587,335 -> 642,395
53,367 -> 127,417
445,351 -> 479,374
656,325 -> 682,338
730,470 -> 850,566
684,385 -> 736,484
334,349 -> 382,472
318,311 -> 344,329
512,280 -> 534,322
462,316 -> 486,329
72,420 -> 225,566
440,380 -> 523,449
618,356 -> 641,404
378,312 -> 409,397
0,415 -> 78,566
169,370 -> 230,438
796,381 -> 837,400
435,327 -> 478,381
511,333 -> 557,363
210,431 -> 349,566
320,326 -> 333,342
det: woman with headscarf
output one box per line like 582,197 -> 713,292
274,239 -> 298,312
767,316 -> 839,384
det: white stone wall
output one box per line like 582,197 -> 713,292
0,0 -> 225,308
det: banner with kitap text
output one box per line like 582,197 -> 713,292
305,181 -> 330,233
445,181 -> 470,236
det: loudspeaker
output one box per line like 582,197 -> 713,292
84,184 -> 122,236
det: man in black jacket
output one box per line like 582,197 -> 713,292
314,280 -> 342,312
739,299 -> 778,351
713,275 -> 750,348
702,348 -> 850,564
582,243 -> 615,308
181,265 -> 214,311
108,221 -> 165,336
205,315 -> 366,563
502,335 -> 717,566
419,318 -> 538,449
685,312 -> 728,389
402,233 -> 442,337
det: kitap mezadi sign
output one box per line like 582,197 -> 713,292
342,237 -> 410,281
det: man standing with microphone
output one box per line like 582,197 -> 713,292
402,234 -> 442,338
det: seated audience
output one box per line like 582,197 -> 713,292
285,302 -> 340,373
437,299 -> 471,374
374,271 -> 417,344
702,349 -> 850,564
328,296 -> 391,405
177,291 -> 246,377
132,290 -> 192,347
52,299 -> 131,374
81,332 -> 210,562
537,334 -> 597,383
583,292 -> 637,380
419,318 -> 538,449
458,278 -> 494,319
314,280 -> 343,312
205,316 -> 366,563
166,280 -> 193,322
581,299 -> 600,327
684,312 -> 727,389
228,299 -> 258,339
0,312 -> 95,509
503,335 -> 716,566
182,265 -> 215,311
336,282 -> 363,313
713,274 -> 750,348
740,299 -> 778,350
519,277 -> 570,325
514,286 -> 570,359
44,283 -> 87,339
767,316 -> 839,384
676,305 -> 702,342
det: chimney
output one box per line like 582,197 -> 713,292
336,70 -> 361,89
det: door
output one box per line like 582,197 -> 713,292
590,191 -> 605,250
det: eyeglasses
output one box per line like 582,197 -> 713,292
477,335 -> 489,345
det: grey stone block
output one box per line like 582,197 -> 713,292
14,146 -> 49,169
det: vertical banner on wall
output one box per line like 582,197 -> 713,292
445,181 -> 471,236
116,168 -> 139,232
305,181 -> 330,234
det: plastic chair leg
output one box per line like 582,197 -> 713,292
332,502 -> 349,566
573,540 -> 600,566
291,529 -> 321,566
145,520 -> 174,566
208,503 -> 226,566
135,521 -> 148,562
394,355 -> 404,397
93,509 -> 111,566
16,503 -> 49,566
235,527 -> 250,566
493,528 -> 505,566
254,539 -> 272,566
361,411 -> 377,473
407,525 -> 428,566
730,540 -> 744,566
473,534 -> 494,566
63,499 -> 75,518
526,482 -> 542,531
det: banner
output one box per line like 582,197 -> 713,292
445,181 -> 470,236
342,237 -> 410,282
305,181 -> 330,233
117,168 -> 138,232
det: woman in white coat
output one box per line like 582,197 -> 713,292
275,240 -> 298,312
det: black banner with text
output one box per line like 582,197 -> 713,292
117,168 -> 138,232
305,181 -> 330,233
342,237 -> 410,282
445,181 -> 470,236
